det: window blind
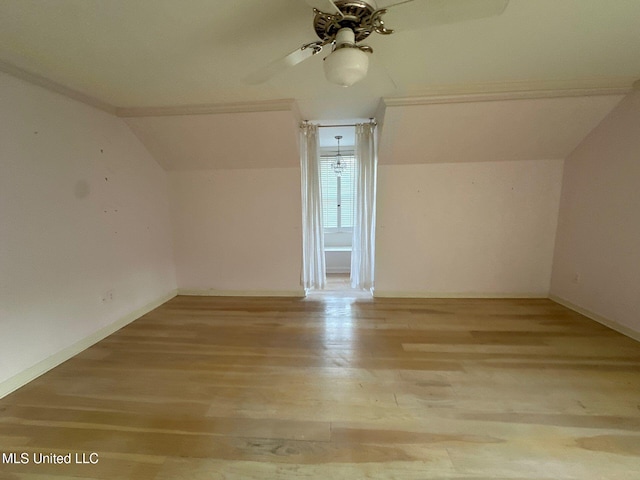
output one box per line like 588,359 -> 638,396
320,154 -> 356,229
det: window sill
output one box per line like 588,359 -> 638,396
324,246 -> 351,252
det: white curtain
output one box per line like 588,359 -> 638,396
351,123 -> 377,291
300,123 -> 326,290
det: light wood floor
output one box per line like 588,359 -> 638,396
307,273 -> 372,299
1,296 -> 640,479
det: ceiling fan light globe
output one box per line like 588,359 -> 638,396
323,47 -> 369,87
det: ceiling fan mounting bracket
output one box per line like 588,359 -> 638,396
370,9 -> 394,35
313,0 -> 380,43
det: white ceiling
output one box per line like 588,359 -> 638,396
0,0 -> 639,120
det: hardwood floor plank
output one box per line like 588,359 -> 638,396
0,405 -> 331,442
154,458 -> 457,480
1,296 -> 639,479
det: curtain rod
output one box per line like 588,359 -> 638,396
302,119 -> 376,128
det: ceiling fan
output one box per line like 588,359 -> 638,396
247,0 -> 509,87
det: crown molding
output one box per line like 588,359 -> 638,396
383,87 -> 631,108
116,99 -> 298,118
0,60 -> 117,115
0,60 -> 298,118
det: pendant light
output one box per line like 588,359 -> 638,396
332,135 -> 346,177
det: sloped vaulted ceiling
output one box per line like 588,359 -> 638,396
120,92 -> 624,171
378,93 -> 624,165
124,107 -> 301,171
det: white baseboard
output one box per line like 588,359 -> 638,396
373,291 -> 548,299
178,289 -> 305,298
0,289 -> 177,399
549,294 -> 640,342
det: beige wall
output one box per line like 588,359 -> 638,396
0,72 -> 177,390
551,91 -> 640,335
169,168 -> 303,295
375,160 -> 564,297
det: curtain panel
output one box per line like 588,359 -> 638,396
351,123 -> 377,291
300,123 -> 326,290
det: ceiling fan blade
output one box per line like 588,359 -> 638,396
244,45 -> 320,85
379,0 -> 509,31
301,0 -> 342,16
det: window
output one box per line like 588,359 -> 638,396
320,153 -> 356,230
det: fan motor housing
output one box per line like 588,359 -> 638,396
313,0 -> 377,42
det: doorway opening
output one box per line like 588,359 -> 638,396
317,127 -> 369,298
300,120 -> 377,299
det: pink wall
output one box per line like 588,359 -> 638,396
375,160 -> 563,297
127,109 -> 305,295
551,91 -> 640,336
0,72 -> 177,392
169,168 -> 303,295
